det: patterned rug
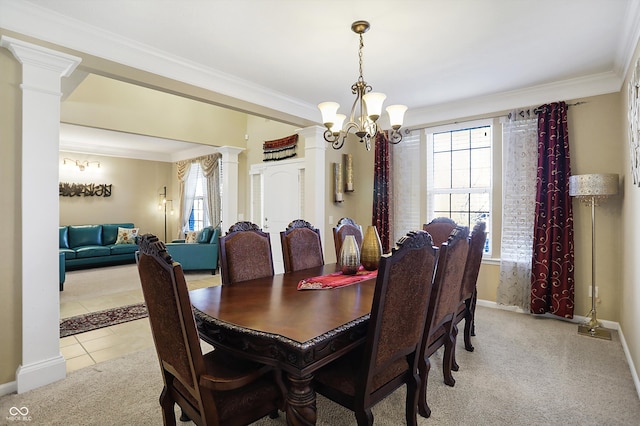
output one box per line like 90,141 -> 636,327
60,303 -> 148,338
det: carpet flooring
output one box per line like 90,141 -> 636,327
3,305 -> 639,425
59,303 -> 148,338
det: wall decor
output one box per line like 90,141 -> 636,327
344,153 -> 354,192
262,134 -> 298,161
628,56 -> 640,187
59,183 -> 112,197
333,162 -> 344,203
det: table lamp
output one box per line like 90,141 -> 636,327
569,173 -> 618,340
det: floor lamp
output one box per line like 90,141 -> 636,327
158,186 -> 173,242
569,173 -> 618,340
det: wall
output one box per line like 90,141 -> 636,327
0,45 -> 21,386
621,41 -> 640,386
59,152 -> 172,240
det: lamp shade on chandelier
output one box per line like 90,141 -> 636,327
318,20 -> 407,151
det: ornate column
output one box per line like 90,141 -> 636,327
217,146 -> 244,232
1,36 -> 81,393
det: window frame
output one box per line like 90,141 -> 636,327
424,118 -> 495,257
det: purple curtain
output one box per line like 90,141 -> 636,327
530,102 -> 575,318
373,132 -> 391,253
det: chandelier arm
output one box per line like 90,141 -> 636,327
388,129 -> 404,144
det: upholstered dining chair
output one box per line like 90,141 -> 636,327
452,221 -> 487,363
313,230 -> 439,426
219,221 -> 274,285
135,233 -> 284,426
280,219 -> 324,273
422,217 -> 457,247
418,225 -> 470,419
332,217 -> 364,259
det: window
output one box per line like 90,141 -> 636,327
186,163 -> 207,232
426,120 -> 493,254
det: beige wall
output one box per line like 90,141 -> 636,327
0,46 -> 22,385
59,152 -> 173,239
621,41 -> 640,384
61,74 -> 248,147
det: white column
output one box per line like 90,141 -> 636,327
298,125 -> 327,242
217,146 -> 244,233
1,36 -> 81,393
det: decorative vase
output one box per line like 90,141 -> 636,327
361,225 -> 382,271
339,235 -> 360,275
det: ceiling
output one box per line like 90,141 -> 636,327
3,0 -> 640,157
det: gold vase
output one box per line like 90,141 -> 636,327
361,225 -> 382,271
339,235 -> 360,275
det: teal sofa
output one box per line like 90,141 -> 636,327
165,226 -> 220,274
59,223 -> 139,271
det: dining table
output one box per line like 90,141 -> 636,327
189,263 -> 378,426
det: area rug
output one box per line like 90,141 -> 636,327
60,303 -> 148,338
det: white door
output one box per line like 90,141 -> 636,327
260,160 -> 303,274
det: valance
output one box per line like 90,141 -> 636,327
263,134 -> 298,161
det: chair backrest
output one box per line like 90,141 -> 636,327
461,221 -> 487,301
219,221 -> 274,285
359,230 -> 438,398
422,217 -> 457,247
425,226 -> 470,349
280,219 -> 324,273
136,234 -> 209,419
333,217 -> 363,258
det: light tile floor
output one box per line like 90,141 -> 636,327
60,272 -> 220,373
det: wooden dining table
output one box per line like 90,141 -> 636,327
189,263 -> 377,426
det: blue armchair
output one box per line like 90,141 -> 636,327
164,226 -> 220,274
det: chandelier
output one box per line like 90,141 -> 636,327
318,20 -> 407,151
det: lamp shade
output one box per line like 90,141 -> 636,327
363,92 -> 386,120
386,104 -> 408,129
318,102 -> 340,126
569,174 -> 618,198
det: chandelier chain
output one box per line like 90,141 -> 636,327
358,33 -> 365,83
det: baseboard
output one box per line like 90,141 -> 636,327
15,355 -> 66,393
0,380 -> 17,397
477,299 -> 640,400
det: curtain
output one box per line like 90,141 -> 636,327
176,160 -> 193,239
530,102 -> 575,318
199,153 -> 222,228
373,132 -> 391,253
497,109 -> 539,310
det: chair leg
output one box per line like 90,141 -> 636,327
355,407 -> 373,426
405,371 -> 419,426
418,356 -> 432,418
464,301 -> 475,352
443,323 -> 457,386
179,408 -> 190,422
159,388 -> 177,426
470,290 -> 478,337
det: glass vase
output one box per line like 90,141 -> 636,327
361,225 -> 382,271
339,234 -> 360,275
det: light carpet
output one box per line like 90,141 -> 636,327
2,306 -> 639,425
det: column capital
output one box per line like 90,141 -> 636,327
217,146 -> 245,162
1,36 -> 81,78
297,125 -> 327,151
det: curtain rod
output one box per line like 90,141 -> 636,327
403,101 -> 588,134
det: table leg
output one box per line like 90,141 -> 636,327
286,374 -> 317,426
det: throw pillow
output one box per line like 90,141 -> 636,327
185,231 -> 198,244
115,227 -> 139,244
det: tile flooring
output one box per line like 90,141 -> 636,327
60,271 -> 220,373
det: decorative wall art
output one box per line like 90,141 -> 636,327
59,183 -> 112,197
344,153 -> 354,192
262,134 -> 298,161
628,57 -> 640,187
333,162 -> 344,203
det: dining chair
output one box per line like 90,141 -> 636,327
313,230 -> 439,426
418,225 -> 470,419
219,221 -> 274,285
422,217 -> 457,247
333,217 -> 364,259
280,219 -> 324,273
452,220 -> 487,361
135,233 -> 284,426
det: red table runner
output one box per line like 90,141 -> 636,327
297,266 -> 378,290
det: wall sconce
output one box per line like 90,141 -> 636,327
334,162 -> 344,203
158,186 -> 174,241
63,158 -> 100,171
